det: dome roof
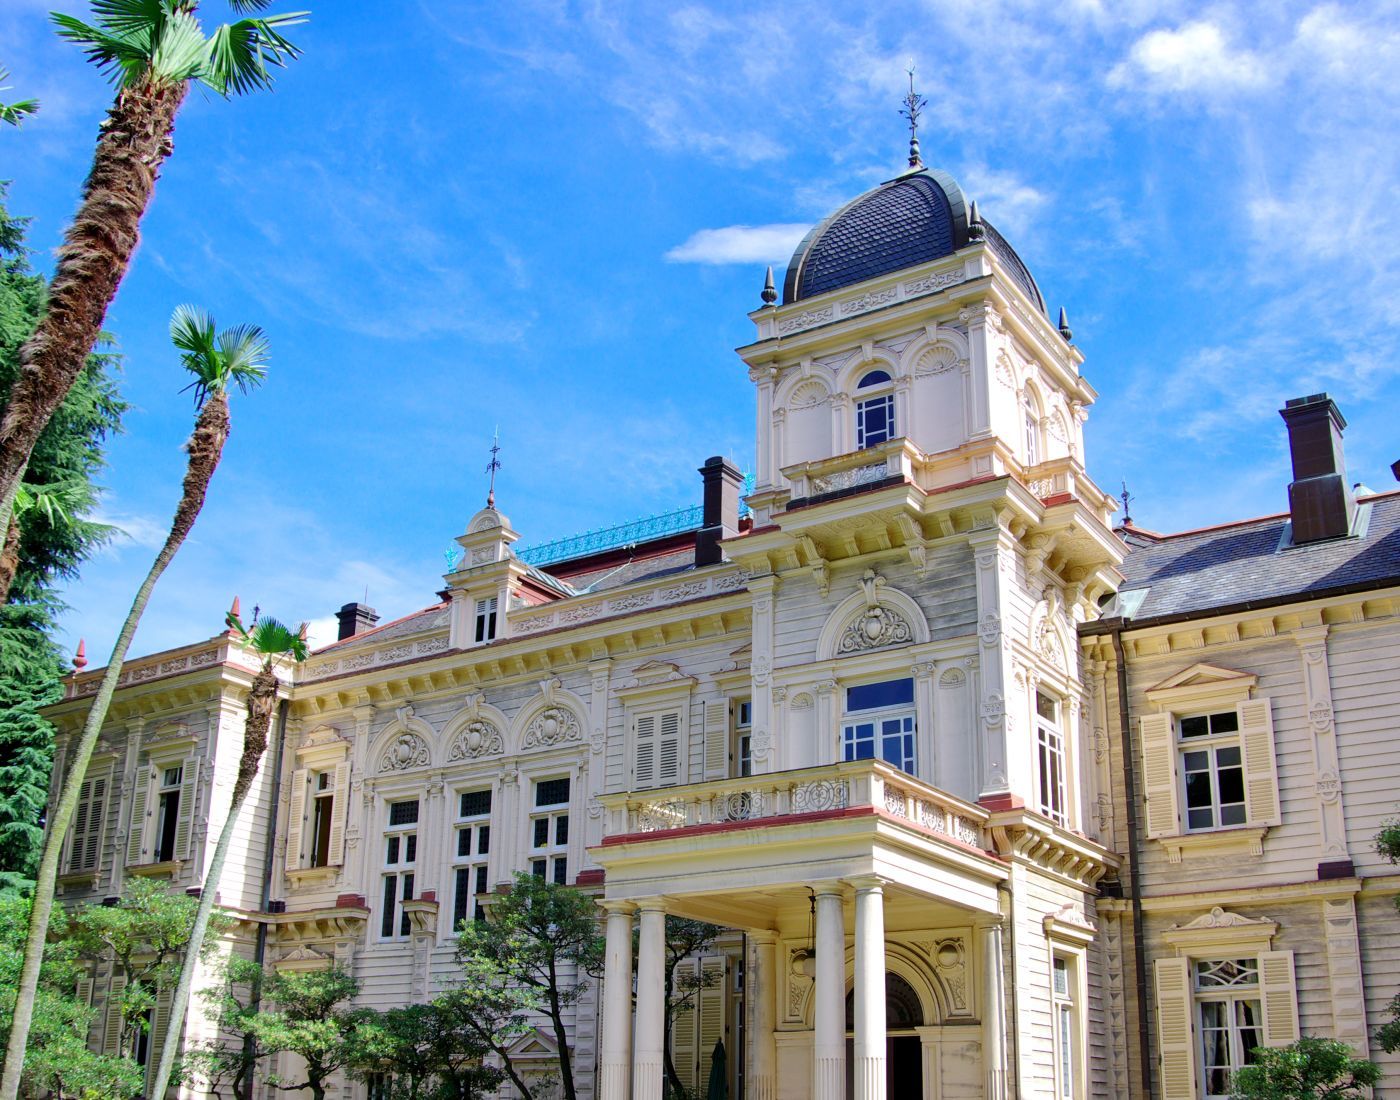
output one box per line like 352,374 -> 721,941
782,166 -> 1046,316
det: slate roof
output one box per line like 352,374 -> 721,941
782,166 -> 1047,315
313,603 -> 449,654
1094,490 -> 1400,626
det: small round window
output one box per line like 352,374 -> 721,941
857,369 -> 892,389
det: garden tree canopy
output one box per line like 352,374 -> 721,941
434,957 -> 541,1100
0,893 -> 140,1098
362,1000 -> 506,1100
182,956 -> 267,1100
1376,821 -> 1400,1054
454,873 -> 606,1100
1229,1036 -> 1380,1100
0,185 -> 123,894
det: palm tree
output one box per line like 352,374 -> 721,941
0,0 -> 305,605
0,66 -> 38,127
0,305 -> 268,1100
148,610 -> 307,1100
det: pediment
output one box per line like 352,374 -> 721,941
505,1027 -> 559,1059
1145,663 -> 1257,705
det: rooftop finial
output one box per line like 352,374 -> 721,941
900,61 -> 926,169
761,265 -> 777,306
73,639 -> 87,671
1120,480 -> 1134,526
485,427 -> 502,508
1058,306 -> 1073,343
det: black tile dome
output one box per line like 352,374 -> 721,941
782,166 -> 1046,316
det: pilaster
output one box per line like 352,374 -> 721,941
1294,626 -> 1352,872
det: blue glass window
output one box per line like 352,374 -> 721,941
843,679 -> 916,773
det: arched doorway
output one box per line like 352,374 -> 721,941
844,972 -> 925,1097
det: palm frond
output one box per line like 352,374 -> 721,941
214,322 -> 270,395
0,66 -> 39,127
87,0 -> 169,40
149,6 -> 211,84
50,13 -> 155,86
246,615 -> 309,662
201,12 -> 306,97
226,0 -> 274,12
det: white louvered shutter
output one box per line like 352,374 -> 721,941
285,768 -> 309,869
698,957 -> 727,1087
1258,951 -> 1300,1046
1154,957 -> 1195,1100
703,700 -> 729,780
67,777 -> 92,873
672,958 -> 698,1088
69,766 -> 111,873
1140,714 -> 1179,838
327,760 -> 351,865
173,757 -> 200,861
103,973 -> 127,1055
658,711 -> 683,787
148,985 -> 174,1091
126,767 -> 151,865
634,714 -> 656,789
1238,699 -> 1281,827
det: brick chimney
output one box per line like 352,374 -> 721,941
1279,394 -> 1356,544
695,456 -> 742,567
336,601 -> 380,641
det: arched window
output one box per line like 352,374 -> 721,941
1024,390 -> 1042,466
845,972 -> 925,1030
856,370 -> 895,449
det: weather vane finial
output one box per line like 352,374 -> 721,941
900,61 -> 926,169
485,428 -> 501,508
1120,479 -> 1134,526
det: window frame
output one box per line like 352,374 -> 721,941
854,374 -> 896,450
1035,689 -> 1068,827
528,776 -> 571,885
1177,710 -> 1247,833
1193,958 -> 1263,1100
153,764 -> 184,863
840,676 -> 916,775
452,785 -> 493,929
379,797 -> 420,941
474,596 -> 498,644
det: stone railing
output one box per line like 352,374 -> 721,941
64,634 -> 265,700
600,760 -> 987,849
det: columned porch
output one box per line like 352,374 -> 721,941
589,760 -> 1010,1100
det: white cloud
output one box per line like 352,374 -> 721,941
1108,21 -> 1269,95
960,165 -> 1050,238
95,512 -> 169,552
665,223 -> 810,264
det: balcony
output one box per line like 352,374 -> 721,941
591,760 -> 1005,928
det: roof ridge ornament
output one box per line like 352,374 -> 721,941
761,265 -> 777,306
485,427 -> 501,508
900,62 -> 927,169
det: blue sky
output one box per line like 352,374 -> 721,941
4,0 -> 1399,661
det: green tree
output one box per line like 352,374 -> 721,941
0,894 -> 140,1098
0,185 -> 124,894
1230,1036 -> 1380,1100
355,1000 -> 505,1100
434,960 -> 539,1100
1376,821 -> 1400,1053
66,876 -> 227,1063
181,955 -> 267,1100
454,873 -> 606,1100
653,917 -> 721,1100
0,67 -> 37,128
245,967 -> 385,1100
0,0 -> 305,604
1,304 -> 265,1097
150,608 -> 306,1099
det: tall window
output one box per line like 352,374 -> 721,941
474,597 -> 498,643
842,678 -> 915,773
309,771 -> 335,868
153,766 -> 182,862
1052,956 -> 1076,1099
453,788 -> 492,928
1036,691 -> 1067,826
530,778 -> 569,884
1195,959 -> 1261,1098
734,700 -> 753,779
380,799 -> 419,939
1179,711 -> 1245,831
68,771 -> 108,873
1024,392 -> 1042,466
855,370 -> 895,449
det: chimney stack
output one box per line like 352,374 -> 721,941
1279,393 -> 1356,544
336,601 -> 380,641
695,456 -> 742,568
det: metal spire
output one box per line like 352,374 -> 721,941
761,265 -> 777,305
1120,480 -> 1134,526
485,428 -> 502,508
899,62 -> 927,169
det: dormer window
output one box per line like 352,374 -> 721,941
855,370 -> 895,449
474,596 -> 498,643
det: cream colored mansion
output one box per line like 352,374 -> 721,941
42,156 -> 1400,1100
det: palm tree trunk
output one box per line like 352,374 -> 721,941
149,658 -> 278,1100
0,504 -> 18,606
0,391 -> 228,1100
0,74 -> 187,583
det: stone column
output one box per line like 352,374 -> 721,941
851,878 -> 887,1100
813,887 -> 846,1100
749,932 -> 779,1100
634,901 -> 668,1100
599,902 -> 636,1100
982,921 -> 1007,1100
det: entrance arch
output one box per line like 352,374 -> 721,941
844,973 -> 925,1098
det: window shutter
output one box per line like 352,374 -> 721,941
85,770 -> 109,873
103,973 -> 127,1055
634,715 -> 656,790
658,711 -> 683,787
174,757 -> 201,861
1258,950 -> 1299,1046
704,700 -> 729,780
1238,699 -> 1281,827
698,957 -> 727,1087
126,768 -> 151,866
67,777 -> 92,873
1140,714 -> 1179,838
1154,957 -> 1195,1100
76,974 -> 94,1007
327,760 -> 351,866
148,985 -> 175,1090
672,958 -> 699,1088
286,768 -> 309,870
